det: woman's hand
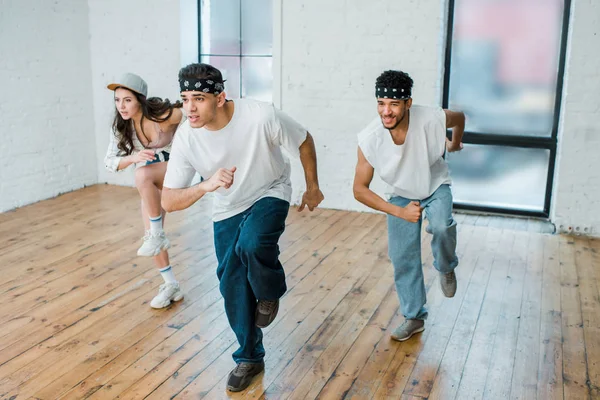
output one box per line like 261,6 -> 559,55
129,149 -> 156,163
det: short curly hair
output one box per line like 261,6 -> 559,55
179,63 -> 223,82
375,70 -> 413,93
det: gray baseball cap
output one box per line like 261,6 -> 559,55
107,72 -> 148,97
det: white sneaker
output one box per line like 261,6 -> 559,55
150,282 -> 184,309
137,231 -> 170,257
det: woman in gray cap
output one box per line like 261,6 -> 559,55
104,72 -> 185,309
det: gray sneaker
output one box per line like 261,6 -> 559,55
227,361 -> 265,392
440,271 -> 457,298
255,299 -> 279,328
391,319 -> 425,341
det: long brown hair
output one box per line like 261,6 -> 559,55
111,88 -> 183,156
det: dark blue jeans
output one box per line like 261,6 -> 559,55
213,197 -> 289,364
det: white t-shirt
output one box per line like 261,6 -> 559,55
357,105 -> 451,200
163,99 -> 308,221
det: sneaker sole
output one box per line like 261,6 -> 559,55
442,289 -> 457,298
391,326 -> 425,342
227,383 -> 253,392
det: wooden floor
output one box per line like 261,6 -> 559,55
0,185 -> 599,400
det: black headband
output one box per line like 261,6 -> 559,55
375,86 -> 411,99
179,78 -> 225,94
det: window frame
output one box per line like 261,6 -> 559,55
197,0 -> 274,100
442,0 -> 572,217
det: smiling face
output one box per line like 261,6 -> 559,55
114,87 -> 141,120
377,97 -> 412,130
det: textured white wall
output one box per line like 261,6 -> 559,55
280,0 -> 447,212
0,0 -> 97,212
3,0 -> 599,237
89,0 -> 182,186
552,0 -> 600,237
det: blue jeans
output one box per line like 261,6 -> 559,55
387,184 -> 458,321
213,197 -> 289,364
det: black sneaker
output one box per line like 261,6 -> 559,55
226,361 -> 265,392
255,299 -> 279,328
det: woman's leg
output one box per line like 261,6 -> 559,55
140,198 -> 170,269
135,162 -> 183,309
135,163 -> 170,257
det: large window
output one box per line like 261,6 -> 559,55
443,0 -> 571,216
199,0 -> 273,103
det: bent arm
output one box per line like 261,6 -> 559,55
161,183 -> 207,213
353,147 -> 405,219
444,109 -> 465,147
299,132 -> 319,190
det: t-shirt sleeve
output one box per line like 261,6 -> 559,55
432,106 -> 447,136
357,117 -> 381,169
269,106 -> 308,158
424,106 -> 447,157
163,131 -> 196,189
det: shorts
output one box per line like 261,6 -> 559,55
135,151 -> 170,169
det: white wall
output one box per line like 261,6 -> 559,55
551,0 -> 600,237
89,0 -> 182,186
3,0 -> 600,237
0,0 -> 97,212
280,0 -> 447,212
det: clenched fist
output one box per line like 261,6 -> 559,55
403,201 -> 423,223
202,167 -> 237,193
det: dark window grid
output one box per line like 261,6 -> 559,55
198,1 -> 272,97
442,0 -> 572,218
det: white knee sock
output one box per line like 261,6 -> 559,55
159,265 -> 177,284
149,215 -> 163,234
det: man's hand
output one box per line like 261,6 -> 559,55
298,187 -> 324,212
201,167 -> 236,192
402,201 -> 423,223
446,138 -> 463,153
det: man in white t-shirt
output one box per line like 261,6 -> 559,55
353,70 -> 465,342
161,63 -> 324,392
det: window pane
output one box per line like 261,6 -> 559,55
241,0 -> 273,55
200,0 -> 240,55
448,0 -> 564,137
447,144 -> 549,212
200,56 -> 241,98
242,57 -> 272,103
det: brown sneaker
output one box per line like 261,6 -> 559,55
391,319 -> 425,341
227,361 -> 265,392
255,299 -> 279,328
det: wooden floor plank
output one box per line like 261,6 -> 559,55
575,237 -> 600,398
481,230 -> 530,399
537,234 -> 564,400
509,231 -> 544,400
559,237 -> 591,400
427,227 -> 500,400
453,227 -> 517,400
0,185 -> 596,399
